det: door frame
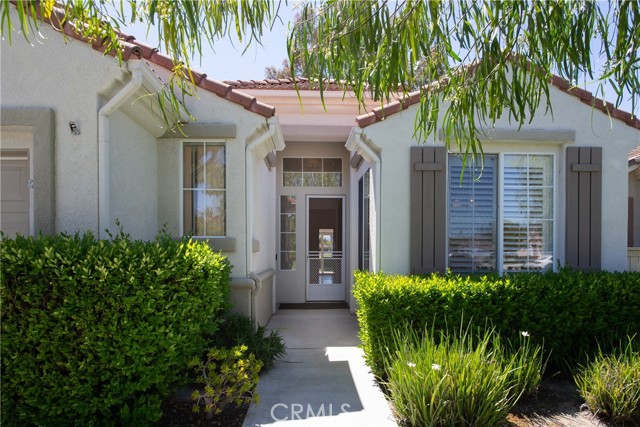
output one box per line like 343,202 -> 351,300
0,149 -> 33,236
1,109 -> 56,235
305,194 -> 347,301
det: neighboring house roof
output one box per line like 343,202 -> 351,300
223,77 -> 348,91
355,74 -> 640,130
22,3 -> 275,118
629,146 -> 640,168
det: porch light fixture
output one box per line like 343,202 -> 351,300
68,121 -> 80,136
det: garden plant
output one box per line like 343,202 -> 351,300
189,345 -> 263,420
1,230 -> 230,426
210,313 -> 286,371
575,336 -> 640,425
384,323 -> 545,427
354,269 -> 640,426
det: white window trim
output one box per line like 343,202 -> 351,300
179,139 -> 227,238
447,151 -> 557,274
499,152 -> 556,274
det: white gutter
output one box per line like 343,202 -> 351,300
243,117 -> 284,324
98,61 -> 168,239
245,117 -> 283,277
346,127 -> 382,272
249,271 -> 262,322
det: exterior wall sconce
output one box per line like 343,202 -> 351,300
68,121 -> 80,135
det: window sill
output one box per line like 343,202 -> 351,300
191,236 -> 237,253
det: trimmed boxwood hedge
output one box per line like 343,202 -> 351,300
1,231 -> 231,426
353,269 -> 640,377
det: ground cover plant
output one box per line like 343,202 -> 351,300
1,230 -> 231,427
384,324 -> 545,427
211,313 -> 286,371
189,345 -> 262,420
353,269 -> 640,377
575,336 -> 640,425
154,313 -> 285,426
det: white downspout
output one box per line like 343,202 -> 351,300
347,128 -> 382,272
98,62 -> 145,239
245,117 -> 279,319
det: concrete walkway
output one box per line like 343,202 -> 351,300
243,309 -> 396,427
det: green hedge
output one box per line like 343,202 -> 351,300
353,269 -> 640,377
1,231 -> 231,426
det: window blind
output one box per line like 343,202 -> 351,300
503,155 -> 553,272
448,155 -> 498,272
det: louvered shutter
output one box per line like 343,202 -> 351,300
410,146 -> 447,274
566,147 -> 602,271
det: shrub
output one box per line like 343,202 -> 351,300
211,313 -> 286,371
189,345 -> 262,419
384,324 -> 544,426
1,230 -> 231,427
575,336 -> 640,425
353,269 -> 640,377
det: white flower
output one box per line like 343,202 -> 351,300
432,363 -> 441,371
521,331 -> 530,337
407,362 -> 416,368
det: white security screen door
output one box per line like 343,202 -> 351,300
306,196 -> 345,301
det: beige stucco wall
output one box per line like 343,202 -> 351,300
109,111 -> 158,240
252,158 -> 277,273
360,85 -> 639,273
1,13 -> 130,235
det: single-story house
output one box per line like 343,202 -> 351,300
2,6 -> 639,325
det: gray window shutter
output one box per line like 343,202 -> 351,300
566,147 -> 602,271
410,146 -> 447,274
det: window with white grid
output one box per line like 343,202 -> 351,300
183,142 -> 226,236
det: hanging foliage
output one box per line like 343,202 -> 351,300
2,0 -> 638,151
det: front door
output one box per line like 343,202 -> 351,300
276,142 -> 351,304
306,196 -> 345,301
1,150 -> 30,237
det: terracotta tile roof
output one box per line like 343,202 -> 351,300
356,74 -> 640,130
20,2 -> 275,118
223,77 -> 348,91
18,3 -> 639,128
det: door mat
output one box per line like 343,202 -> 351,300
278,302 -> 349,309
